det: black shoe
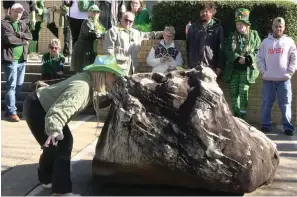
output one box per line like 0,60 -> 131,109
261,127 -> 270,133
284,130 -> 294,136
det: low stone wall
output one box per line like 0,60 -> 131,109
136,39 -> 297,126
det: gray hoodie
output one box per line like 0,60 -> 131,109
257,34 -> 297,81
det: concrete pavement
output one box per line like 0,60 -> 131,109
1,114 -> 297,195
246,125 -> 297,196
1,113 -> 100,196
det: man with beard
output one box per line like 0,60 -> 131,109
187,2 -> 224,76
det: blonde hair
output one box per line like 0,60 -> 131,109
232,26 -> 251,53
91,72 -> 108,136
91,72 -> 107,93
48,38 -> 61,49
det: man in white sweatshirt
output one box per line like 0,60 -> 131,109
257,17 -> 297,135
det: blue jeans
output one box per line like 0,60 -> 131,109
261,80 -> 295,131
4,61 -> 26,115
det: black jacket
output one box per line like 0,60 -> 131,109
187,18 -> 224,69
3,1 -> 35,24
1,16 -> 32,62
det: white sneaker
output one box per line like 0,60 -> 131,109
41,183 -> 52,189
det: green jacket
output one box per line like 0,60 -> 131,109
42,53 -> 65,75
37,72 -> 92,139
223,29 -> 261,83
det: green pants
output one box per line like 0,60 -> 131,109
228,70 -> 250,117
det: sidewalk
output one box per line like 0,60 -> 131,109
246,125 -> 297,196
1,114 -> 297,195
1,113 -> 100,196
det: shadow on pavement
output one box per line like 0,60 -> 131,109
3,159 -> 243,196
2,155 -> 297,196
72,160 -> 244,196
91,180 -> 244,196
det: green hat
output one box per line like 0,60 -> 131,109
88,5 -> 101,12
83,55 -> 125,76
235,8 -> 251,25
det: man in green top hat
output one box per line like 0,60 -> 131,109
224,8 -> 261,119
23,55 -> 124,195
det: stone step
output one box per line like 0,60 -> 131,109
1,72 -> 72,83
27,54 -> 71,62
1,65 -> 74,75
1,72 -> 41,82
1,82 -> 33,92
1,91 -> 30,101
24,65 -> 74,74
1,100 -> 23,112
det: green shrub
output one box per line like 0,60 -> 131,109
151,1 -> 297,41
133,23 -> 152,32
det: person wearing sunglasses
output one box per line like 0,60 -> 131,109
103,11 -> 163,75
41,39 -> 66,80
146,26 -> 184,73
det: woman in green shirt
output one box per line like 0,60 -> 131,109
23,55 -> 124,195
127,0 -> 151,31
223,8 -> 261,119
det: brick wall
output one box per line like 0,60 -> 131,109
38,1 -> 64,53
136,39 -> 297,126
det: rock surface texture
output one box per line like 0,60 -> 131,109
92,66 -> 280,194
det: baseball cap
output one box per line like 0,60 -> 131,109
88,5 -> 101,12
11,3 -> 24,11
273,17 -> 285,26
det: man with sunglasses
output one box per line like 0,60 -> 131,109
103,11 -> 163,75
1,3 -> 32,122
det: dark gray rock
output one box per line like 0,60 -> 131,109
92,66 -> 279,194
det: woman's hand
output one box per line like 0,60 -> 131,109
44,136 -> 58,147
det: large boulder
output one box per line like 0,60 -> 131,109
92,66 -> 279,194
